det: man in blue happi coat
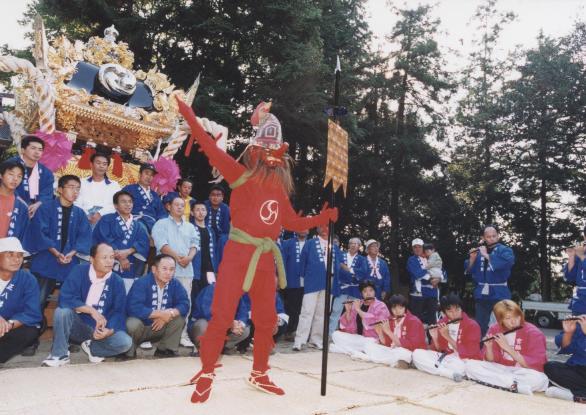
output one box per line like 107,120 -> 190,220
279,229 -> 308,339
6,134 -> 55,218
126,254 -> 190,358
204,185 -> 231,241
0,237 -> 42,363
189,283 -> 250,355
122,163 -> 166,233
465,225 -> 515,337
42,243 -> 132,366
93,190 -> 150,293
190,200 -> 219,300
25,175 -> 92,310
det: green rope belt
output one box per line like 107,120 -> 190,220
229,226 -> 287,292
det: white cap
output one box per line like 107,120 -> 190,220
0,237 -> 26,253
365,239 -> 379,249
411,238 -> 424,247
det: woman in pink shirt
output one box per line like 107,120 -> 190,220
330,281 -> 390,356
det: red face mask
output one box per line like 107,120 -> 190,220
249,143 -> 289,167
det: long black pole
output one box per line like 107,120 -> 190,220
321,56 -> 341,396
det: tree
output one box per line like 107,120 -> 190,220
454,0 -> 514,226
501,32 -> 586,300
383,4 -> 452,287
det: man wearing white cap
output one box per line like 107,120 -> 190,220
364,239 -> 391,300
0,237 -> 42,363
407,238 -> 439,326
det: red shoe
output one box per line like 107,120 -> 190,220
190,372 -> 215,404
246,370 -> 285,396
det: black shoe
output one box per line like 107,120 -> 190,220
116,353 -> 136,361
21,341 -> 39,357
154,349 -> 179,358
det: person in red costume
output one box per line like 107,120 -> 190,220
176,99 -> 338,404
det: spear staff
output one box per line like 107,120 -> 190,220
321,55 -> 343,396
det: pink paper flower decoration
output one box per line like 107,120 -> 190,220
151,157 -> 181,195
35,130 -> 72,172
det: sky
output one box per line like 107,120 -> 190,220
367,0 -> 586,60
1,0 -> 585,55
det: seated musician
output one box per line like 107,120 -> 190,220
354,294 -> 426,369
465,299 -> 548,395
330,281 -> 390,356
412,293 -> 481,382
544,315 -> 586,403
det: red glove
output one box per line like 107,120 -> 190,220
318,202 -> 338,225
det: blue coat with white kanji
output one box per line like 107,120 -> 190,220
122,184 -> 166,233
365,255 -> 392,299
126,273 -> 190,326
281,237 -> 306,289
338,252 -> 369,298
190,283 -> 249,323
59,264 -> 127,332
407,255 -> 439,299
0,269 -> 42,327
92,213 -> 150,279
465,243 -> 514,301
4,195 -> 29,240
6,156 -> 54,204
563,257 -> 586,314
299,237 -> 342,295
25,199 -> 92,281
204,200 -> 231,238
190,224 -> 218,281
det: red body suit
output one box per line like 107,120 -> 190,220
181,105 -> 329,374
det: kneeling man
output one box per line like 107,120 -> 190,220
42,243 -> 132,366
0,237 -> 42,363
126,254 -> 190,358
189,283 -> 251,355
330,281 -> 390,356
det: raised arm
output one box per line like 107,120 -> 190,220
176,98 -> 245,184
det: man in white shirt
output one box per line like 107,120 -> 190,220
75,152 -> 121,228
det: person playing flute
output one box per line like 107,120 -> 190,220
543,315 -> 586,404
412,293 -> 481,382
353,294 -> 426,369
329,281 -> 390,356
465,300 -> 548,395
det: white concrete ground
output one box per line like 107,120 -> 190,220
0,351 -> 582,415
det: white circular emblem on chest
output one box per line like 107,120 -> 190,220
259,200 -> 279,225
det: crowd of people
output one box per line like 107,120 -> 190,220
0,134 -> 585,404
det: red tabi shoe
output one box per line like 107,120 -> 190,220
246,370 -> 285,396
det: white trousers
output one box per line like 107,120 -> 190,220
176,276 -> 193,339
412,349 -> 466,379
294,290 -> 326,347
361,343 -> 413,366
465,360 -> 549,392
330,331 -> 376,355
